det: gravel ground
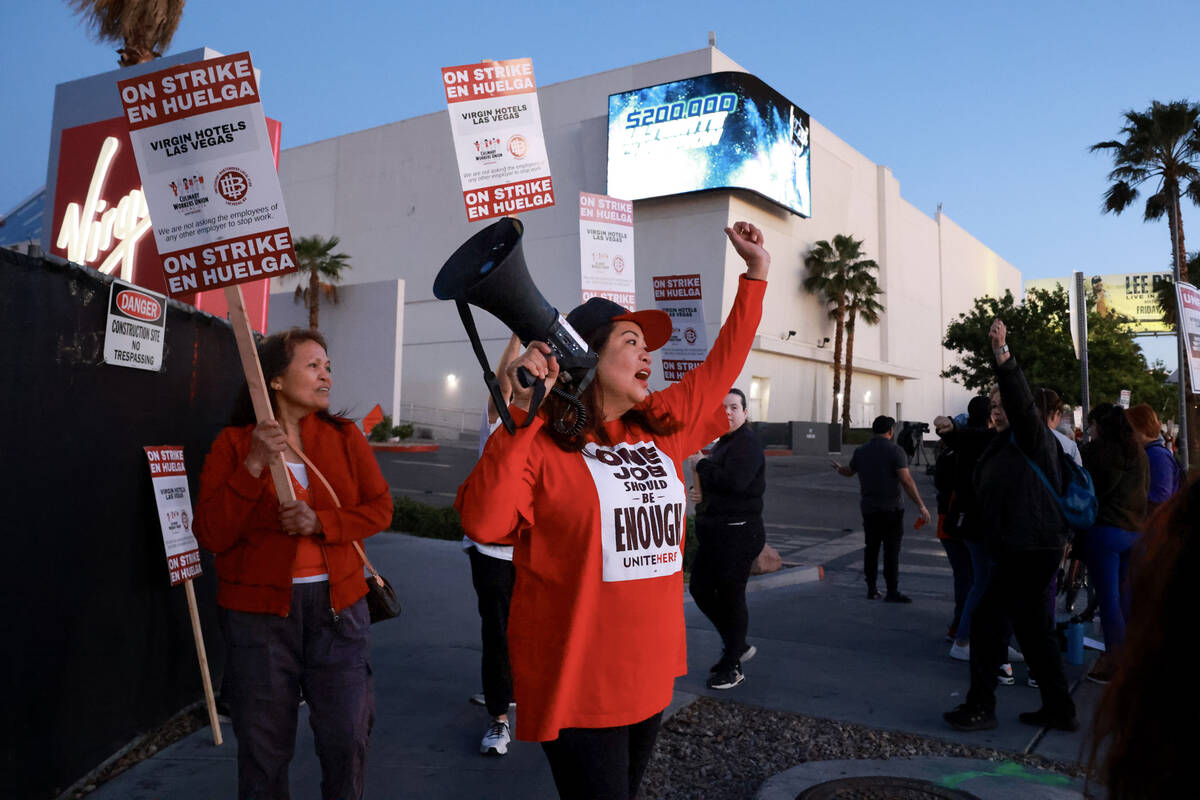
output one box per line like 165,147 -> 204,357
640,697 -> 1086,800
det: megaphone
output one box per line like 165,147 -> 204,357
434,218 -> 598,434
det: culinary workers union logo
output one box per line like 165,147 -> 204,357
214,166 -> 252,205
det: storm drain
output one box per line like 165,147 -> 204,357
795,776 -> 981,799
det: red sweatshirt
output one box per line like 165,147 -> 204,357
456,275 -> 765,741
195,413 -> 393,616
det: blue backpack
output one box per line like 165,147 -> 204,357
1013,433 -> 1098,533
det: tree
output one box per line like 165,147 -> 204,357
1154,252 -> 1200,329
1092,101 -> 1200,285
803,235 -> 878,427
69,0 -> 185,66
289,235 -> 352,330
942,286 -> 1176,421
841,270 -> 885,434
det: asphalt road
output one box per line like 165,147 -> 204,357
374,439 -> 945,595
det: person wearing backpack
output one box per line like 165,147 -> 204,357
1080,404 -> 1149,685
942,319 -> 1078,733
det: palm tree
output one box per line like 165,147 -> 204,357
289,235 -> 352,330
1094,101 -> 1200,469
841,272 -> 885,435
803,235 -> 878,426
1155,252 -> 1200,330
69,0 -> 185,66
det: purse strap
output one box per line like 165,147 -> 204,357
291,446 -> 382,580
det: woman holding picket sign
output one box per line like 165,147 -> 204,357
456,221 -> 768,800
942,318 -> 1080,734
196,328 -> 392,800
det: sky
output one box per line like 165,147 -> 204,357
2,1 -> 1197,364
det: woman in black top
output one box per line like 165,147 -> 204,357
689,388 -> 766,690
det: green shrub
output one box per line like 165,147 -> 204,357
389,495 -> 464,540
844,427 -> 872,445
369,414 -> 393,442
392,422 -> 414,440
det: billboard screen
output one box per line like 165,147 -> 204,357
607,72 -> 811,218
1026,272 -> 1173,334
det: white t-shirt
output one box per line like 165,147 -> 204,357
1052,427 -> 1083,466
462,411 -> 515,561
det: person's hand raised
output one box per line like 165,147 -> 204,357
934,416 -> 954,434
724,221 -> 770,280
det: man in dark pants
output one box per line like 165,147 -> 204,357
834,416 -> 931,602
690,389 -> 766,691
942,319 -> 1077,732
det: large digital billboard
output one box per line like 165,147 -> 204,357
607,72 -> 811,218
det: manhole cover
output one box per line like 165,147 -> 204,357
796,776 -> 981,800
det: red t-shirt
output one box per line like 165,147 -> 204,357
456,276 -> 765,741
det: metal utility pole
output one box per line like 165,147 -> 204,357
1175,281 -> 1190,473
1074,271 -> 1091,445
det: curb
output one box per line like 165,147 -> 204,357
745,564 -> 824,593
370,442 -> 440,453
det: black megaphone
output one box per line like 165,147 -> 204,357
433,218 -> 598,434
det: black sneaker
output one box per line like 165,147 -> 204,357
710,644 -> 757,673
867,589 -> 882,600
1018,708 -> 1079,732
884,593 -> 913,603
707,665 -> 744,690
943,703 -> 997,731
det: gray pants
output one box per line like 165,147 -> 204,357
221,583 -> 373,800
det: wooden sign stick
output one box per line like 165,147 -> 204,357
184,578 -> 223,745
223,284 -> 296,502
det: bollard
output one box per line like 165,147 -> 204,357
1066,621 -> 1085,665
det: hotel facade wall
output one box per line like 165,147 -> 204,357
275,47 -> 1021,426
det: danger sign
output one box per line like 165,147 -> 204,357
104,278 -> 166,371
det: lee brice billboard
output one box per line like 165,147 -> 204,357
607,72 -> 811,218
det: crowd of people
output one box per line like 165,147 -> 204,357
189,219 -> 1191,799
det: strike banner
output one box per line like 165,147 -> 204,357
580,192 -> 636,308
653,274 -> 709,381
118,52 -> 297,296
442,59 -> 555,221
145,446 -> 201,586
104,278 -> 166,371
1176,282 -> 1200,393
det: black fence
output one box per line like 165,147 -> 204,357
0,249 -> 245,799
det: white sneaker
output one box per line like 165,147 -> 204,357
1007,646 -> 1025,663
480,720 -> 511,756
997,663 -> 1015,685
949,642 -> 970,661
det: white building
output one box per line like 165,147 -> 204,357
273,46 -> 1020,432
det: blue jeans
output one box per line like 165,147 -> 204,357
940,538 -> 973,633
956,540 -> 993,642
1084,524 -> 1139,652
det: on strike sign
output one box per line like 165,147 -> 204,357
442,59 -> 555,221
653,274 -> 709,381
580,192 -> 636,308
145,446 -> 201,585
118,52 -> 297,296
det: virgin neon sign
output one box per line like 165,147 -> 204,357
55,136 -> 151,281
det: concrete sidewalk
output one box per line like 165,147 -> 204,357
88,533 -> 1098,798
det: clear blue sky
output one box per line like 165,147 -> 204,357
3,1 -> 1196,362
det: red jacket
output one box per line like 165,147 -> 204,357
196,414 -> 393,616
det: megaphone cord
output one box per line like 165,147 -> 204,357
550,385 -> 587,437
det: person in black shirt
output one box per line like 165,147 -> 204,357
690,388 -> 766,690
834,416 -> 932,602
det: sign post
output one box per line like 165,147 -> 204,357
1074,271 -> 1091,446
119,52 -> 298,501
144,446 -> 221,745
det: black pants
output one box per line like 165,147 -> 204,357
966,548 -> 1074,716
689,516 -> 765,668
221,585 -> 373,800
541,712 -> 662,800
862,510 -> 904,594
467,546 -> 515,718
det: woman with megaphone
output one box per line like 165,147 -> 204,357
456,221 -> 768,800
